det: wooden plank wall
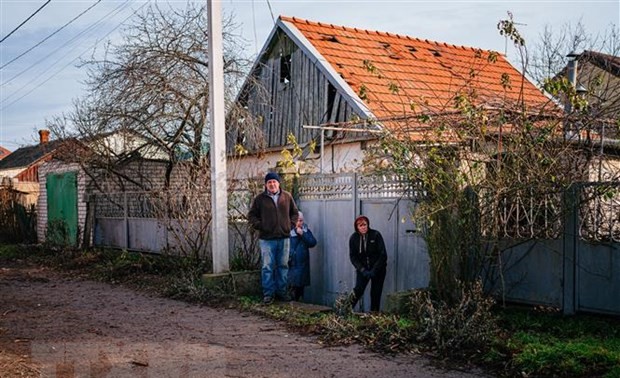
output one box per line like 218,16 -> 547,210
242,34 -> 359,149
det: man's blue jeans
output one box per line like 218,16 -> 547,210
259,238 -> 290,298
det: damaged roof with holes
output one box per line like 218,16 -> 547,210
278,16 -> 552,122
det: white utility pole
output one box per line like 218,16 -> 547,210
207,0 -> 229,273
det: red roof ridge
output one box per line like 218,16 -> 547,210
281,15 -> 493,54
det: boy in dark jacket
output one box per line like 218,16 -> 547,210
349,215 -> 387,311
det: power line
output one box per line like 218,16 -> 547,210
0,0 -> 102,70
0,0 -> 52,44
1,0 -> 132,88
265,0 -> 276,25
251,0 -> 258,55
1,1 -> 151,112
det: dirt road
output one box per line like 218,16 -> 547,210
0,264 -> 486,377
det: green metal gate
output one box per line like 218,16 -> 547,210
46,172 -> 78,246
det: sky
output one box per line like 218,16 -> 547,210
0,0 -> 618,150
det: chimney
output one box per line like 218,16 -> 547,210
39,129 -> 50,144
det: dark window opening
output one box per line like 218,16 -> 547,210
280,54 -> 291,84
326,83 -> 338,138
327,83 -> 337,114
429,49 -> 442,57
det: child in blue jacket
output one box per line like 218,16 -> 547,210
288,211 -> 317,301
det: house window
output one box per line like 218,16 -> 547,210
280,54 -> 292,84
326,83 -> 338,138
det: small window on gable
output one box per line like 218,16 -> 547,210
280,54 -> 291,84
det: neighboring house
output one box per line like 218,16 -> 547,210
36,129 -> 170,246
77,128 -> 170,162
0,130 -> 62,206
559,50 -> 620,181
0,130 -> 61,183
566,50 -> 620,126
0,146 -> 10,161
229,16 -> 553,178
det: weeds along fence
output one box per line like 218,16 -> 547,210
89,177 -> 620,315
0,184 -> 37,243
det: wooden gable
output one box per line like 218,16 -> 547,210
233,29 -> 372,152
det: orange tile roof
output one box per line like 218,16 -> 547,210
280,16 -> 553,126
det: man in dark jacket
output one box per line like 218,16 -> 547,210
349,215 -> 387,312
248,172 -> 299,304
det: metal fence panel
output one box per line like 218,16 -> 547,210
297,173 -> 427,310
128,219 -> 166,252
485,240 -> 564,307
300,199 -> 355,306
94,218 -> 125,249
577,242 -> 620,314
394,200 -> 430,292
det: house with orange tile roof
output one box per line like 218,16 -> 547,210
228,16 -> 558,178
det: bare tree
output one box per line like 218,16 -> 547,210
529,20 -> 620,142
529,20 -> 619,85
48,2 -> 260,188
44,3 -> 267,263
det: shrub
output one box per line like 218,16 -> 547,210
408,280 -> 499,357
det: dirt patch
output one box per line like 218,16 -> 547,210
0,264 -> 486,377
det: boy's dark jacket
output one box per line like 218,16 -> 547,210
349,216 -> 387,275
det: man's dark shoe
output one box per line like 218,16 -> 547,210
263,296 -> 274,305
